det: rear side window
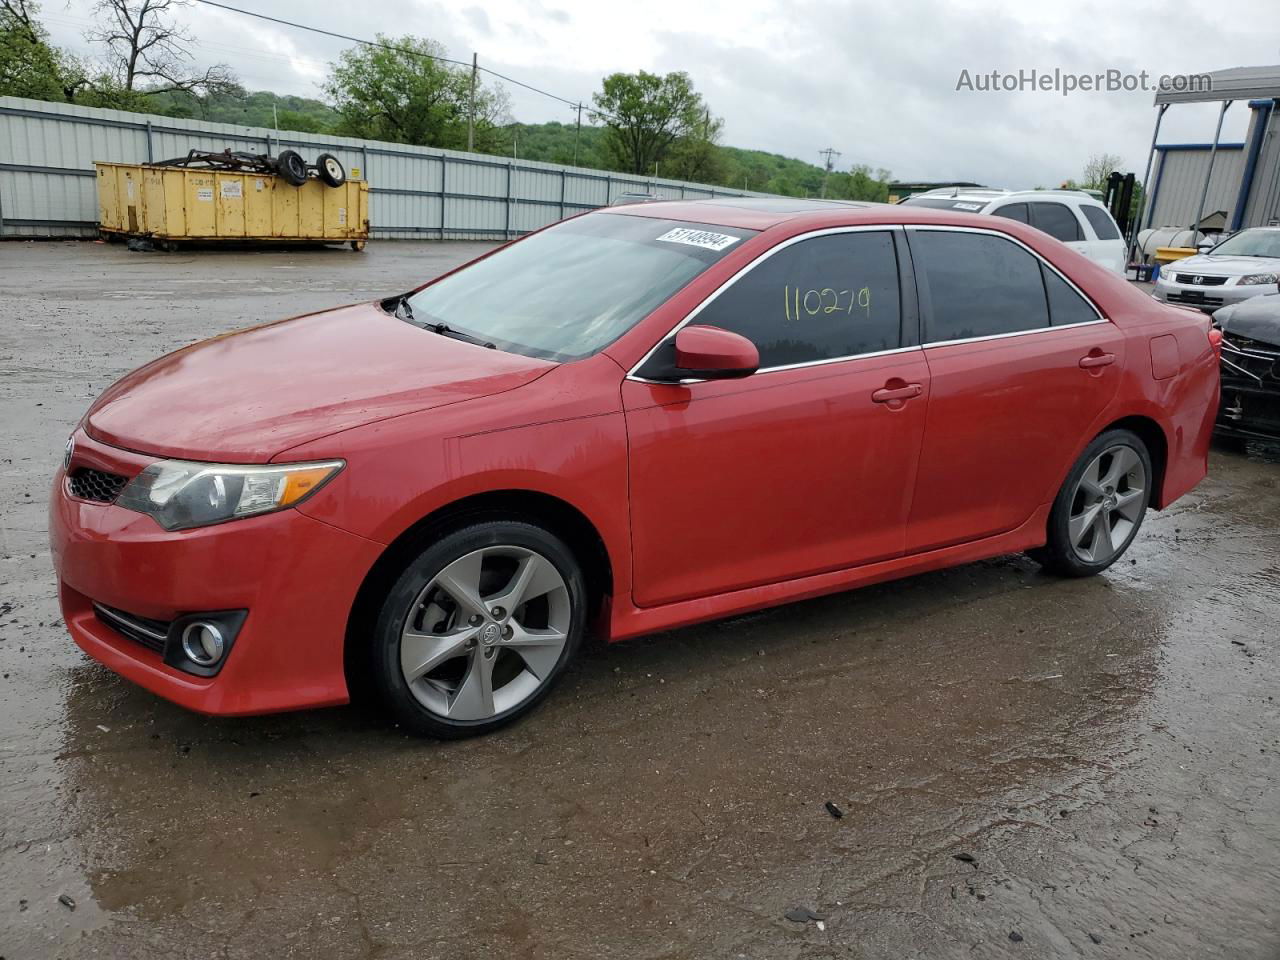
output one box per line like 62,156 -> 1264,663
1029,202 -> 1084,242
695,231 -> 902,367
911,231 -> 1050,342
1080,205 -> 1121,240
1041,266 -> 1099,326
991,203 -> 1029,224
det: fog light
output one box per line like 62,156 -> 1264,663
181,621 -> 225,666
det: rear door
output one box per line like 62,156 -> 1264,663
623,228 -> 931,607
902,227 -> 1125,553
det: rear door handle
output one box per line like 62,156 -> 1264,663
872,383 -> 923,403
1078,352 -> 1116,369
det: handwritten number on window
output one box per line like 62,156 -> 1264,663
784,285 -> 871,321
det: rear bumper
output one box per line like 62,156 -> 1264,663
50,430 -> 384,716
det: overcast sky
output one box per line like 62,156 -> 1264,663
37,0 -> 1278,188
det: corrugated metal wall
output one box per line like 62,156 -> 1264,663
1145,145 -> 1246,230
0,96 -> 774,240
1242,104 -> 1280,227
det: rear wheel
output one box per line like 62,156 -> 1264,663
1032,429 -> 1152,577
370,521 -> 586,738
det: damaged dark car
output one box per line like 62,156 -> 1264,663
1214,288 -> 1280,440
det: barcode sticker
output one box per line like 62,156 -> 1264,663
655,228 -> 740,252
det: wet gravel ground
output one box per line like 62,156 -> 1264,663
1,240 -> 1278,959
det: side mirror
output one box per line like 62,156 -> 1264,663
673,325 -> 759,380
1197,242 -> 1214,254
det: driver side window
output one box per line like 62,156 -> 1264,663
693,231 -> 903,369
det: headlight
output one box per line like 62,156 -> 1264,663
116,459 -> 344,530
1238,273 -> 1280,285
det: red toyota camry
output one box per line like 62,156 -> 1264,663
50,199 -> 1220,737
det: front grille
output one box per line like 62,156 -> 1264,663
1167,291 -> 1223,307
93,603 -> 171,653
1222,334 -> 1280,383
68,468 -> 127,503
1175,273 -> 1228,286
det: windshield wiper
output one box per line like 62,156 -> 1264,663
391,295 -> 495,348
427,322 -> 496,349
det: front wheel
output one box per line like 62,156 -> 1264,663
369,521 -> 586,738
1031,428 -> 1153,577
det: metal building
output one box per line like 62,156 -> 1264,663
1136,67 -> 1280,235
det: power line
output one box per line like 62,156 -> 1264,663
189,0 -> 602,118
818,147 -> 841,198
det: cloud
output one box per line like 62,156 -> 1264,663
37,0 -> 1273,188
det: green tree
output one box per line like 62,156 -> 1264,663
0,0 -> 87,101
663,111 -> 725,184
844,164 -> 891,202
591,71 -> 708,175
324,35 -> 509,149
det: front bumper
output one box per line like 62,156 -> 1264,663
1153,275 -> 1269,313
1215,335 -> 1280,440
50,429 -> 384,716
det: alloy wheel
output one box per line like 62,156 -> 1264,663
399,546 -> 571,721
1068,443 -> 1147,564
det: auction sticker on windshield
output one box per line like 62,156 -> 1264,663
655,227 -> 741,252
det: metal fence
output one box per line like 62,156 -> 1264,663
0,96 -> 772,240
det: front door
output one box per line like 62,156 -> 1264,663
623,229 -> 931,608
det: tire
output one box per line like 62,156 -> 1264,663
1031,428 -> 1153,577
275,149 -> 308,186
316,153 -> 346,188
369,521 -> 587,738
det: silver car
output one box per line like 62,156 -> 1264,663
1153,227 -> 1280,313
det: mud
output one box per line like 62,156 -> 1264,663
1,241 -> 1278,959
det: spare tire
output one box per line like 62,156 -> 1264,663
316,153 -> 346,188
276,149 -> 307,187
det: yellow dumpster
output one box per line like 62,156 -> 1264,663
95,161 -> 369,249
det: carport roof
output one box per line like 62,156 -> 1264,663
1154,64 -> 1280,105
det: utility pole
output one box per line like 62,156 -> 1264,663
467,52 -> 477,152
573,103 -> 582,166
818,147 -> 841,198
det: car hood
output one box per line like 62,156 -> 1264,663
86,301 -> 556,462
1217,292 -> 1280,346
1168,254 -> 1280,278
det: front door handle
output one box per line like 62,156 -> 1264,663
1078,351 -> 1116,369
872,382 -> 923,403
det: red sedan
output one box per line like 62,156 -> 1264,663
50,199 -> 1220,737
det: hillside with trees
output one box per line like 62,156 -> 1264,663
1,0 -> 890,199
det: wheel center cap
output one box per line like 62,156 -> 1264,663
480,622 -> 502,645
1103,494 -> 1117,510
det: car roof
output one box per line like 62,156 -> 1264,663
909,189 -> 1106,207
601,196 -> 881,230
990,190 -> 1104,205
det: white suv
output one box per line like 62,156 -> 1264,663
900,189 -> 1126,275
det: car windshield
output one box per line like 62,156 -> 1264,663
403,213 -> 755,361
1209,230 -> 1280,259
900,197 -> 990,212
